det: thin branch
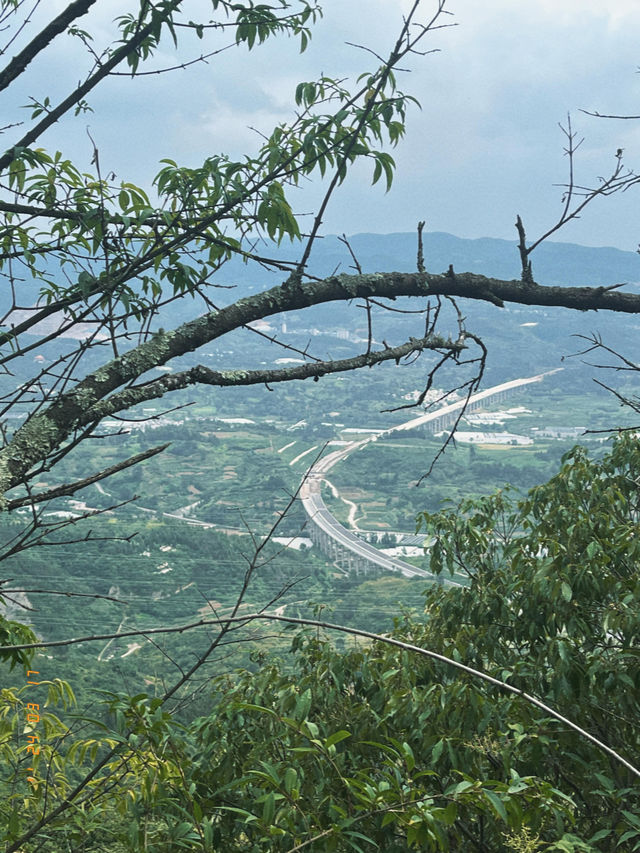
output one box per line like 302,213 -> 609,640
5,443 -> 169,510
530,149 -> 628,254
416,332 -> 487,483
417,219 -> 425,273
0,586 -> 126,604
109,44 -> 234,76
338,233 -> 363,274
580,109 -> 640,120
515,215 -> 533,285
570,332 -> 640,372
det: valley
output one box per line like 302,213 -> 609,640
4,231 -> 640,691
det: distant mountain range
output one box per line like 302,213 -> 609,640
315,231 -> 640,288
9,232 -> 640,388
217,230 -> 640,291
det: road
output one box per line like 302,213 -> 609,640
300,471 -> 445,580
299,371 -> 559,586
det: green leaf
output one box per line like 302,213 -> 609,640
326,730 -> 351,748
262,792 -> 275,825
622,810 -> 640,829
77,271 -> 94,298
431,738 -> 444,765
482,789 -> 508,822
284,767 -> 297,794
618,829 -> 640,845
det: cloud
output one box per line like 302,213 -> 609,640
3,0 -> 640,249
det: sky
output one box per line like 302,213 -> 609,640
5,0 -> 640,252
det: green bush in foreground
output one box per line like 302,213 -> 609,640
3,437 -> 640,850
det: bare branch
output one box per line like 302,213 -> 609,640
5,442 -> 169,510
580,109 -> 640,120
0,585 -> 126,604
515,214 -> 533,285
417,219 -> 426,273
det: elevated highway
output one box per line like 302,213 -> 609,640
389,370 -> 561,436
299,465 -> 439,580
300,370 -> 558,584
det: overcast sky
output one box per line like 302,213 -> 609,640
6,0 -> 640,251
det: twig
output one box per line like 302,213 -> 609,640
417,220 -> 426,273
5,444 -> 169,510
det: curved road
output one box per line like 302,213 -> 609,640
300,370 -> 559,586
300,446 -> 457,583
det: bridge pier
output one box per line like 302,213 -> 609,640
306,514 -> 377,574
423,382 -> 525,434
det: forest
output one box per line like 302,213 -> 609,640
1,1 -> 640,850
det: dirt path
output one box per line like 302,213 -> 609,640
324,478 -> 362,531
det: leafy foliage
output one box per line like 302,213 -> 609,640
3,437 -> 640,850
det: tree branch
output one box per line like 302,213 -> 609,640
0,0 -> 98,93
84,334 -> 464,421
3,269 -> 640,497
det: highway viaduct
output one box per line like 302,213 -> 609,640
299,370 -> 559,585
